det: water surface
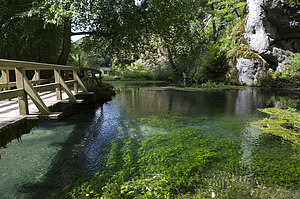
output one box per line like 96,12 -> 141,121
0,86 -> 299,198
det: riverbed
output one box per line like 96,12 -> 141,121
0,86 -> 299,198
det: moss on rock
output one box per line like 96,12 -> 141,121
252,107 -> 300,145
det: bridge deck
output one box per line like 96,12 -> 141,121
0,90 -> 72,130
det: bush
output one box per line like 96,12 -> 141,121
195,44 -> 228,83
121,69 -> 154,81
258,53 -> 300,88
201,81 -> 228,88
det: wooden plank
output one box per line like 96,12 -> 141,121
76,92 -> 94,96
92,72 -> 101,86
55,70 -> 76,101
0,59 -> 75,71
59,99 -> 84,104
32,70 -> 41,85
25,112 -> 63,120
73,70 -> 88,92
0,59 -> 101,76
15,67 -> 29,115
0,78 -> 52,89
0,89 -> 24,101
54,69 -> 62,100
2,69 -> 10,90
65,80 -> 77,85
0,82 -> 16,89
34,83 -> 59,93
73,70 -> 78,94
23,77 -> 51,115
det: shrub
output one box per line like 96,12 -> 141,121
195,44 -> 228,83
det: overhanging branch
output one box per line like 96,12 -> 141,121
71,31 -> 110,37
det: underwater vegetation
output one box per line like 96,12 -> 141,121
49,110 -> 299,199
64,128 -> 242,198
251,107 -> 300,146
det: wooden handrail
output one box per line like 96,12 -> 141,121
0,59 -> 102,116
0,58 -> 99,72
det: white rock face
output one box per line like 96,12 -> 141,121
236,0 -> 300,85
236,57 -> 266,85
245,0 -> 270,53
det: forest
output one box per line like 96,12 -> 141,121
1,0 -> 298,87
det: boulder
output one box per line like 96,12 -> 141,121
236,0 -> 300,85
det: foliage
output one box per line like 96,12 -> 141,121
258,53 -> 300,88
0,0 -> 62,63
287,53 -> 300,73
195,44 -> 228,83
201,81 -> 228,88
251,107 -> 300,146
120,69 -> 154,81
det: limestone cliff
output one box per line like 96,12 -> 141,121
236,0 -> 300,85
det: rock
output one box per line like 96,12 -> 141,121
236,57 -> 266,85
236,0 -> 300,85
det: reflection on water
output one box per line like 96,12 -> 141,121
0,87 -> 299,198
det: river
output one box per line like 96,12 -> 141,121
0,85 -> 299,198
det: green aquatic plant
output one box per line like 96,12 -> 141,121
138,115 -> 208,132
251,107 -> 300,145
66,128 -> 241,198
250,136 -> 300,189
182,171 -> 299,199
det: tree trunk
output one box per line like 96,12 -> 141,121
58,19 -> 72,65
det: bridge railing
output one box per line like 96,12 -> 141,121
0,59 -> 101,116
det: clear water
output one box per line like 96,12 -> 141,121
0,86 -> 299,198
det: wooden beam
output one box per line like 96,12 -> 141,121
73,70 -> 88,92
0,82 -> 16,89
23,77 -> 51,115
26,112 -> 63,120
73,70 -> 78,94
92,72 -> 101,87
34,83 -> 59,93
65,80 -> 77,85
54,69 -> 62,100
84,70 -> 92,87
0,89 -> 24,101
15,67 -> 29,115
55,70 -> 76,100
60,99 -> 84,104
33,70 -> 41,85
0,59 -> 101,75
1,70 -> 10,90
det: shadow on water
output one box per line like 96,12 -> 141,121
18,99 -> 124,199
16,103 -> 101,198
0,102 -> 74,150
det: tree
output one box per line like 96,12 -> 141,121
23,0 -> 150,65
0,0 -> 63,63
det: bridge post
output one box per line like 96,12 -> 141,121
74,69 -> 88,93
33,70 -> 41,85
54,69 -> 62,100
15,67 -> 29,115
1,70 -> 10,91
73,70 -> 78,94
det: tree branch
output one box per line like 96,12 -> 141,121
71,31 -> 110,37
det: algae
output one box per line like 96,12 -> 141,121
251,107 -> 300,145
66,128 -> 241,198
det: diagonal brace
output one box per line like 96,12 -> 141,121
23,77 -> 51,115
56,71 -> 77,100
73,70 -> 88,92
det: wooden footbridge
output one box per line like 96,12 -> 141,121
0,59 -> 102,131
